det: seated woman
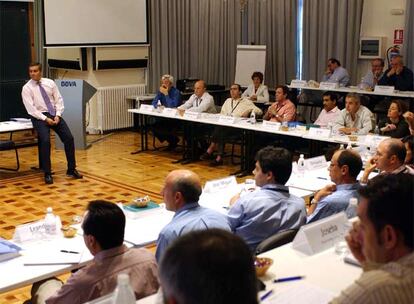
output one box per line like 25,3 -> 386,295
241,71 -> 269,103
263,85 -> 296,122
379,99 -> 410,138
402,135 -> 413,168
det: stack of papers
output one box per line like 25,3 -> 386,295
0,238 -> 22,262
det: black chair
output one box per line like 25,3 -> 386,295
255,229 -> 299,255
0,140 -> 19,171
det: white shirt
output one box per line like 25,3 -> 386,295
178,92 -> 217,113
242,84 -> 269,103
333,105 -> 375,135
21,78 -> 64,121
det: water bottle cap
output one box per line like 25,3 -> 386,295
349,197 -> 358,205
300,154 -> 304,158
117,273 -> 130,285
46,207 -> 53,213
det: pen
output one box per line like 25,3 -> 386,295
273,275 -> 304,283
317,177 -> 328,180
260,289 -> 273,301
60,250 -> 80,254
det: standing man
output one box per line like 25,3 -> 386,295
156,169 -> 230,261
331,174 -> 414,304
321,58 -> 350,87
227,146 -> 306,251
307,149 -> 362,223
21,62 -> 82,184
378,55 -> 414,91
314,91 -> 341,127
333,93 -> 375,135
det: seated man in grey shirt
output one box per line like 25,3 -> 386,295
333,93 -> 375,135
31,200 -> 159,304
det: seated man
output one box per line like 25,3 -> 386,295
151,74 -> 182,149
200,84 -> 262,166
378,55 -> 414,91
321,58 -> 350,87
178,80 -> 217,114
333,93 -> 375,135
32,200 -> 159,304
331,174 -> 414,304
307,149 -> 362,223
227,146 -> 306,251
159,229 -> 258,304
155,169 -> 230,261
361,138 -> 414,183
314,91 -> 341,127
263,85 -> 296,122
359,58 -> 385,89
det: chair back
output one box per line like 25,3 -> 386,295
255,229 -> 299,255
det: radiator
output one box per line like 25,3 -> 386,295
87,84 -> 146,133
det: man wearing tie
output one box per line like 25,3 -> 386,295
22,62 -> 82,184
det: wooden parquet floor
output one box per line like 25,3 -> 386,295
0,130 -> 244,303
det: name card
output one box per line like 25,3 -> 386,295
262,120 -> 281,130
319,82 -> 339,90
292,213 -> 348,255
308,127 -> 331,138
296,125 -> 307,132
290,79 -> 308,88
305,155 -> 327,170
374,85 -> 395,94
183,111 -> 201,120
140,104 -> 154,112
218,115 -> 237,124
162,108 -> 178,117
13,220 -> 46,243
364,134 -> 386,147
203,176 -> 237,193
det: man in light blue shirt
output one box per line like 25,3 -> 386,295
156,170 -> 230,261
307,149 -> 362,223
227,146 -> 306,251
360,58 -> 385,89
321,58 -> 350,87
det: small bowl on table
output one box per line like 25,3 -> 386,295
255,257 -> 273,277
348,135 -> 358,142
131,195 -> 150,208
61,226 -> 77,238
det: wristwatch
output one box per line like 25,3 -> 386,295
310,198 -> 318,206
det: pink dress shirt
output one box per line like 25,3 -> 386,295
46,245 -> 159,304
265,99 -> 296,122
314,106 -> 340,127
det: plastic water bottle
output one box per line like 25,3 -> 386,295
374,125 -> 380,135
250,111 -> 256,124
346,142 -> 353,150
44,207 -> 57,236
112,274 -> 135,304
345,198 -> 358,219
156,100 -> 162,112
339,144 -> 345,150
297,154 -> 305,178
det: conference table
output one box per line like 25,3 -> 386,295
0,120 -> 33,134
129,107 -> 388,175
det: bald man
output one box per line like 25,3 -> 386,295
378,55 -> 414,91
361,138 -> 414,183
178,80 -> 217,114
155,170 -> 230,261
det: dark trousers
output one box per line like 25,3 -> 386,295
31,113 -> 76,174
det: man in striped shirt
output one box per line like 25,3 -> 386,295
331,174 -> 413,304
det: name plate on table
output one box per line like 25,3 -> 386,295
183,111 -> 201,119
204,176 -> 237,193
292,212 -> 348,255
305,155 -> 327,170
218,115 -> 237,124
262,120 -> 281,130
140,104 -> 154,112
308,127 -> 331,138
296,125 -> 307,132
319,82 -> 339,90
162,108 -> 178,117
374,85 -> 395,94
290,79 -> 308,88
13,220 -> 46,243
364,134 -> 385,146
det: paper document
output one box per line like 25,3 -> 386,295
262,281 -> 336,303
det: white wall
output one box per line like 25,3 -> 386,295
357,0 -> 406,82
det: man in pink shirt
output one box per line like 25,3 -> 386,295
263,85 -> 296,122
314,92 -> 341,127
31,200 -> 159,304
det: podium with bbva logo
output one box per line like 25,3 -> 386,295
55,79 -> 96,150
